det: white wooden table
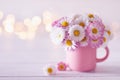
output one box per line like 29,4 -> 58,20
0,61 -> 120,80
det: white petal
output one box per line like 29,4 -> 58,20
50,28 -> 65,45
69,25 -> 85,41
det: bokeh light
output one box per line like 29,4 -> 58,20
43,11 -> 59,32
32,16 -> 41,26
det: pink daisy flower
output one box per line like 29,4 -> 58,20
57,62 -> 67,71
52,20 -> 60,27
90,37 -> 103,48
87,21 -> 105,39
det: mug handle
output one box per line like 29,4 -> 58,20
96,46 -> 109,63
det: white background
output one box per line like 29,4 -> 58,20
0,0 -> 120,79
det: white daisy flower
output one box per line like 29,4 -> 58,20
73,15 -> 88,28
101,32 -> 110,47
50,27 -> 65,45
43,65 -> 56,75
59,17 -> 72,29
69,25 -> 85,42
64,39 -> 76,50
80,36 -> 89,47
105,26 -> 113,40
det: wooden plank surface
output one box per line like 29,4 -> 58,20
0,61 -> 120,80
0,77 -> 120,80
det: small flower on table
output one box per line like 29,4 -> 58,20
57,62 -> 67,71
43,65 -> 56,75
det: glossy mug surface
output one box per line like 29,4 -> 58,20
66,46 -> 109,72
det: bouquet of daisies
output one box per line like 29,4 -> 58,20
50,14 -> 113,50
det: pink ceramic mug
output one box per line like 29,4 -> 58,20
66,45 -> 109,72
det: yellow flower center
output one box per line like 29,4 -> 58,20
103,37 -> 106,42
88,14 -> 94,18
81,37 -> 87,42
79,22 -> 85,27
93,39 -> 98,42
61,21 -> 69,27
47,68 -> 53,74
107,30 -> 111,36
92,28 -> 98,34
66,40 -> 72,46
74,30 -> 80,36
59,65 -> 64,70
